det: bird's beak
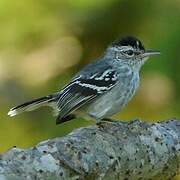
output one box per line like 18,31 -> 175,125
142,49 -> 161,58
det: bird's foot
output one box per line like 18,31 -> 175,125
96,118 -> 118,129
102,118 -> 118,123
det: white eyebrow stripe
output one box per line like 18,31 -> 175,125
110,46 -> 133,52
119,46 -> 134,52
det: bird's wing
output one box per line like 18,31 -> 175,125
57,68 -> 118,120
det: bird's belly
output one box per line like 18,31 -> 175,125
85,76 -> 139,121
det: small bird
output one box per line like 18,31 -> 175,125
8,36 -> 160,124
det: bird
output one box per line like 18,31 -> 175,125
8,36 -> 160,125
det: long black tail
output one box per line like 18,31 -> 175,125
8,94 -> 58,117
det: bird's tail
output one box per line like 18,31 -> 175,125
8,94 -> 58,117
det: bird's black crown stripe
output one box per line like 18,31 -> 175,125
112,36 -> 145,51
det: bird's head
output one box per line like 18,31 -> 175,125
107,36 -> 160,70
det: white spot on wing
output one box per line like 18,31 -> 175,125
76,80 -> 113,93
89,73 -> 98,79
95,70 -> 112,80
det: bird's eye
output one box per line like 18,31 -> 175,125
126,50 -> 134,56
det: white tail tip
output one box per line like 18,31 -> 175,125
8,109 -> 17,117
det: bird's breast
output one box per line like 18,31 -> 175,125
111,71 -> 139,105
85,71 -> 140,120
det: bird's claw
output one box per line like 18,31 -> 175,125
96,118 -> 118,129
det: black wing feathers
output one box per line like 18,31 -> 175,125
57,69 -> 118,122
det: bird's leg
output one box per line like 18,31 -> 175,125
96,118 -> 118,128
102,118 -> 118,123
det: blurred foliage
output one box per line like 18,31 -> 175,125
0,0 -> 180,178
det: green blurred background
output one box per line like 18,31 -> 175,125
0,0 -> 180,177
